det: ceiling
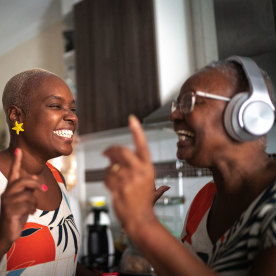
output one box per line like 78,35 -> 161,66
0,0 -> 61,56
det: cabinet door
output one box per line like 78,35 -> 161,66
214,0 -> 276,58
74,0 -> 160,134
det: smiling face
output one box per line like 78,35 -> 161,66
170,67 -> 237,167
21,74 -> 78,160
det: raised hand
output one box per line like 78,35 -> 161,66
104,115 -> 169,229
0,148 -> 45,257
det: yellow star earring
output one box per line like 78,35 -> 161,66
12,121 -> 24,135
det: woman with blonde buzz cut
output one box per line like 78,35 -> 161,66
0,69 -> 98,275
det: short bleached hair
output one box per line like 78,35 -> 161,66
2,68 -> 57,118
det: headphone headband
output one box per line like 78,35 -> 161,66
227,56 -> 274,108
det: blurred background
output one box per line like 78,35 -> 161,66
0,0 -> 276,273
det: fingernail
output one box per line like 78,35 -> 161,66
32,175 -> 38,179
41,184 -> 48,192
128,114 -> 138,126
14,148 -> 19,155
128,114 -> 136,123
128,114 -> 135,120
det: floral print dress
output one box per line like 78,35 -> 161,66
0,163 -> 80,276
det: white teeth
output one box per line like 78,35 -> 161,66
176,130 -> 194,137
176,129 -> 194,141
53,129 -> 73,138
179,135 -> 187,141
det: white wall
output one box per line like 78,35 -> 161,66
153,0 -> 219,104
0,21 -> 65,103
154,0 -> 195,104
0,20 -> 65,148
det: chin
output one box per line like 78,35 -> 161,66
177,149 -> 190,162
177,151 -> 198,167
62,148 -> 73,156
54,147 -> 73,158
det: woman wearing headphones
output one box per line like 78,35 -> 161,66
104,56 -> 276,275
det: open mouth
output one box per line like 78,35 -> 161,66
53,129 -> 73,139
175,129 -> 194,141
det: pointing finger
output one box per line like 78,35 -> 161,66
128,115 -> 151,163
8,148 -> 22,183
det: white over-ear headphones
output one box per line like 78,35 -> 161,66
224,56 -> 275,142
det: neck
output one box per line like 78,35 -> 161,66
211,150 -> 275,201
7,143 -> 48,176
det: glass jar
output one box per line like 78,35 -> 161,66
119,239 -> 154,275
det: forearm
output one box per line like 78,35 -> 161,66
125,215 -> 219,276
0,231 -> 12,262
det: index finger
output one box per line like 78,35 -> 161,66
128,115 -> 151,162
8,148 -> 22,182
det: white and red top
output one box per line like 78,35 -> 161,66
181,181 -> 276,275
0,163 -> 80,276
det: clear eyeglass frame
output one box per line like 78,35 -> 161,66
171,91 -> 231,114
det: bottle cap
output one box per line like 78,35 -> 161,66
89,196 -> 106,208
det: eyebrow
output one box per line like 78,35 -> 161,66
44,95 -> 76,104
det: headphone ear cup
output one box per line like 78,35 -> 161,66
225,56 -> 275,141
224,93 -> 256,141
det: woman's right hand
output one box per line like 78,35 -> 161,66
0,148 -> 44,257
104,116 -> 158,231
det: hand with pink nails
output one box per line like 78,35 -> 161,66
0,148 -> 46,258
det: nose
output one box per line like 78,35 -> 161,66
170,104 -> 184,122
64,109 -> 78,125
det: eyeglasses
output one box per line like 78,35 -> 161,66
171,91 -> 231,114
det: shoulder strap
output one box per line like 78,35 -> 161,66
46,162 -> 63,184
182,182 -> 216,244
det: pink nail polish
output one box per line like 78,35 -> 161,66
14,148 -> 19,155
41,184 -> 48,192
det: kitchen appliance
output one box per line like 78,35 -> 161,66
83,196 -> 115,272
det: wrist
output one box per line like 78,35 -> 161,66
0,237 -> 12,257
124,210 -> 159,241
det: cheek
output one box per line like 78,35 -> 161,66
45,112 -> 60,121
194,113 -> 227,147
25,112 -> 59,133
41,113 -> 61,131
204,107 -> 225,130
